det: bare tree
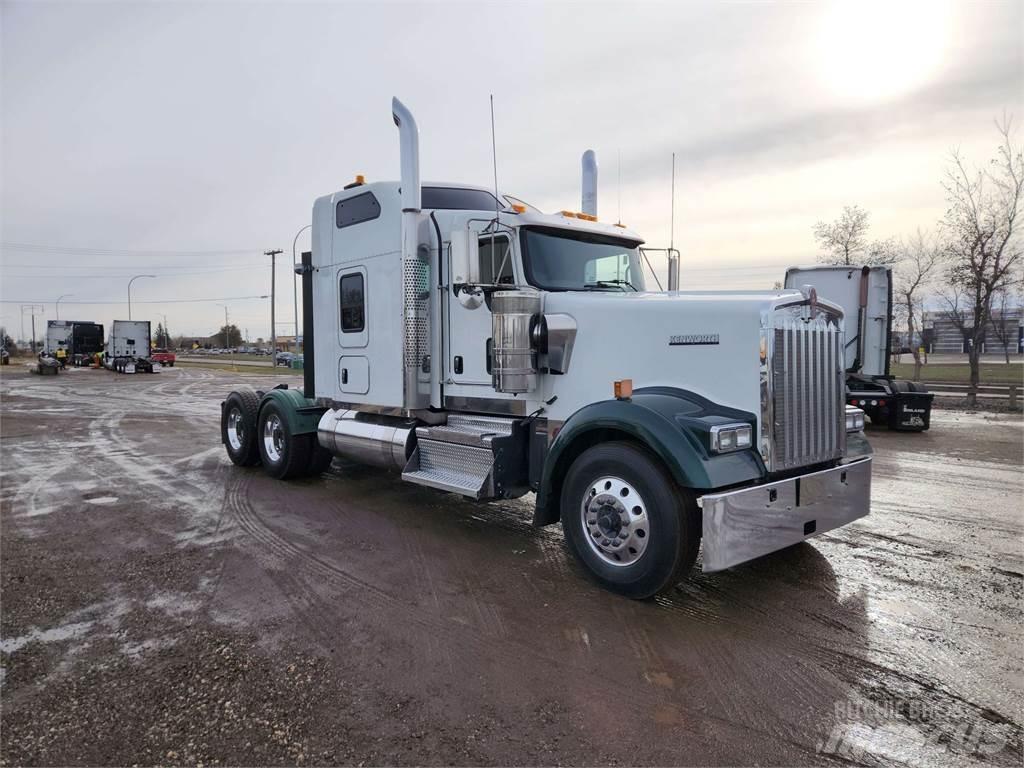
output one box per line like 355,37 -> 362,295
939,115 -> 1023,402
989,282 -> 1022,363
893,230 -> 941,380
814,205 -> 899,265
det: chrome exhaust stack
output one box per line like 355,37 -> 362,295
392,96 -> 431,412
581,149 -> 598,217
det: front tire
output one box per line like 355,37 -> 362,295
257,401 -> 311,480
561,442 -> 700,599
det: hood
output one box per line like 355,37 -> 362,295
542,289 -> 825,423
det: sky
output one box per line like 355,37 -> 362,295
2,0 -> 1021,343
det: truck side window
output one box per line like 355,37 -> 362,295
478,236 -> 514,285
336,192 -> 381,229
340,273 -> 365,332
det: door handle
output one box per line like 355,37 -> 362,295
453,356 -> 463,375
342,368 -> 348,384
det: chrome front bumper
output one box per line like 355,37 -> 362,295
697,457 -> 872,572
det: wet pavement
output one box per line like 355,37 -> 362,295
1,365 -> 1021,766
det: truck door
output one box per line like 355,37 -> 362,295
445,234 -> 515,388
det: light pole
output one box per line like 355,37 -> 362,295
292,224 -> 311,353
160,313 -> 169,347
264,249 -> 283,358
216,303 -> 230,348
56,294 -> 75,321
127,275 -> 156,320
21,305 -> 44,353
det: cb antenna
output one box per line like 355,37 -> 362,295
670,152 -> 676,251
489,94 -> 500,279
490,94 -> 500,223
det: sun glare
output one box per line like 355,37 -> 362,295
814,0 -> 952,104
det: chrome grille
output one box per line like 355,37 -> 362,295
770,310 -> 845,471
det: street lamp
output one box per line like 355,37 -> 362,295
56,294 -> 75,321
127,275 -> 156,320
292,224 -> 311,353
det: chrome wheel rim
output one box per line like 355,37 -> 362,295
581,476 -> 649,567
226,408 -> 244,451
262,414 -> 284,463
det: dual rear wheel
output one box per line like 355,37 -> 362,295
221,390 -> 332,479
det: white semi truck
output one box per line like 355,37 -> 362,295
785,266 -> 934,431
220,98 -> 873,598
45,320 -> 105,365
105,320 -> 154,373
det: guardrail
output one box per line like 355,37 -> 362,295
922,382 -> 1019,407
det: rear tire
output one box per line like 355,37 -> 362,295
561,442 -> 700,599
257,401 -> 310,480
223,390 -> 261,466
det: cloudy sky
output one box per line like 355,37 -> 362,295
2,0 -> 1021,342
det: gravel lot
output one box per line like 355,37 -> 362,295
1,365 -> 1021,766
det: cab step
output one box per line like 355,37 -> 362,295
401,414 -> 515,499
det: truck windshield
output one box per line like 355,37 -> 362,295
520,227 -> 646,292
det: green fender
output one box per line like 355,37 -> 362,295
258,387 -> 325,436
533,386 -> 766,526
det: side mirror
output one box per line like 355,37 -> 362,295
450,230 -> 479,286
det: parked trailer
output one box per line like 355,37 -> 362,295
784,266 -> 934,431
105,320 -> 154,374
220,98 -> 873,599
45,320 -> 105,365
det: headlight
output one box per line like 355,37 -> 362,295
845,406 -> 865,433
710,423 -> 753,453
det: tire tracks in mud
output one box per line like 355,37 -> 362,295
221,478 -> 854,763
217,443 -> 1015,763
652,562 -> 1024,764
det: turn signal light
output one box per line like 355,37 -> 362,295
511,203 -> 526,213
614,379 -> 633,399
560,210 -> 577,218
355,174 -> 365,184
577,213 -> 597,222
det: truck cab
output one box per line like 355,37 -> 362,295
220,98 -> 873,599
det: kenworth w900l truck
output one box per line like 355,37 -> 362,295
220,98 -> 872,598
785,265 -> 934,431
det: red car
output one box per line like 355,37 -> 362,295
151,348 -> 176,367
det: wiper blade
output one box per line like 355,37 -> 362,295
584,279 -> 638,291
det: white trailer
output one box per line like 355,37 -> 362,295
45,321 -> 73,355
785,266 -> 934,431
45,320 -> 105,364
105,320 -> 154,374
219,98 -> 873,598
